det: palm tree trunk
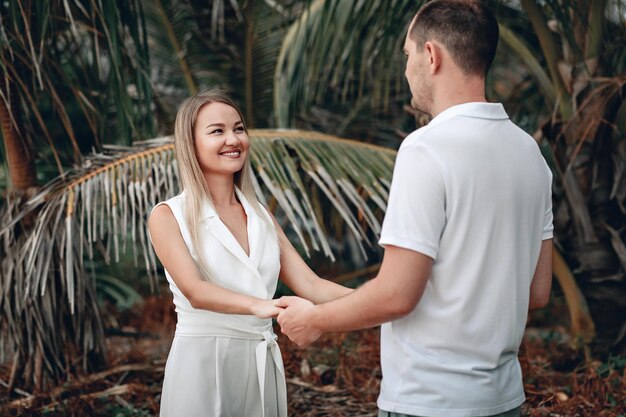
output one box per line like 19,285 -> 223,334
1,80 -> 39,389
0,82 -> 37,192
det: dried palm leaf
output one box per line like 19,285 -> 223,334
0,129 -> 395,389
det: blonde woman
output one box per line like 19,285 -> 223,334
148,89 -> 351,417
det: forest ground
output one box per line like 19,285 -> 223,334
1,291 -> 624,416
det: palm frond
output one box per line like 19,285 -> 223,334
250,130 -> 394,259
145,0 -> 296,131
0,129 -> 395,388
274,0 -> 426,128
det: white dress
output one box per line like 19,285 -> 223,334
153,188 -> 287,417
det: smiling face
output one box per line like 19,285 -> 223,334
193,101 -> 249,179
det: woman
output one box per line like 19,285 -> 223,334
148,89 -> 351,417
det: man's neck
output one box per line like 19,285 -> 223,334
430,75 -> 487,117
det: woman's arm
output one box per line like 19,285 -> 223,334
148,204 -> 282,318
272,217 -> 353,304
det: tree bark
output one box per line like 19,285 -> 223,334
0,81 -> 37,192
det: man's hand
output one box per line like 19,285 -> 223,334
276,296 -> 322,347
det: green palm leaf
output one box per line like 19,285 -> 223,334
144,0 -> 298,130
274,0 -> 420,129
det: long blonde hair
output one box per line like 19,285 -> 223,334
174,89 -> 275,281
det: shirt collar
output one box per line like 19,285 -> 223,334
427,102 -> 509,128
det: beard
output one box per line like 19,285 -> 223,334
410,94 -> 432,117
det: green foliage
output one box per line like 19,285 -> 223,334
144,0 -> 301,132
97,274 -> 142,310
0,0 -> 155,176
0,162 -> 6,195
274,0 -> 420,145
596,355 -> 626,377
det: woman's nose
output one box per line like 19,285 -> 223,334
225,131 -> 240,145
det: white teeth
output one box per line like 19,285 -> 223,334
220,151 -> 240,157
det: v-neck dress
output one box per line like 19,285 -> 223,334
153,189 -> 286,417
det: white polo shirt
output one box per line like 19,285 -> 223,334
377,102 -> 553,417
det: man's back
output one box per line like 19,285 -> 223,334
377,102 -> 553,416
275,3 -> 553,416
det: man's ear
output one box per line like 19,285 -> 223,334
424,41 -> 442,75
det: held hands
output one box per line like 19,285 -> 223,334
275,296 -> 322,347
250,299 -> 284,319
252,296 -> 325,346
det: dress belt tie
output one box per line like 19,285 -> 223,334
256,330 -> 287,417
175,313 -> 287,417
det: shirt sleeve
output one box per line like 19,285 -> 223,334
379,145 -> 446,259
542,164 -> 554,240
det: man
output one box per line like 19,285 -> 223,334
276,1 -> 553,416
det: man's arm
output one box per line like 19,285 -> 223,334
276,245 -> 432,346
529,239 -> 552,310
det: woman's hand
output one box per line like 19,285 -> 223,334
250,299 -> 284,319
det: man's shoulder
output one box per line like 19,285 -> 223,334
400,122 -> 448,151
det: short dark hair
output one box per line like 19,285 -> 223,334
409,0 -> 499,77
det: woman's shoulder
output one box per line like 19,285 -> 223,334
148,202 -> 177,231
157,191 -> 186,208
150,192 -> 186,222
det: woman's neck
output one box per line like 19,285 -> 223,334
205,174 -> 237,207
